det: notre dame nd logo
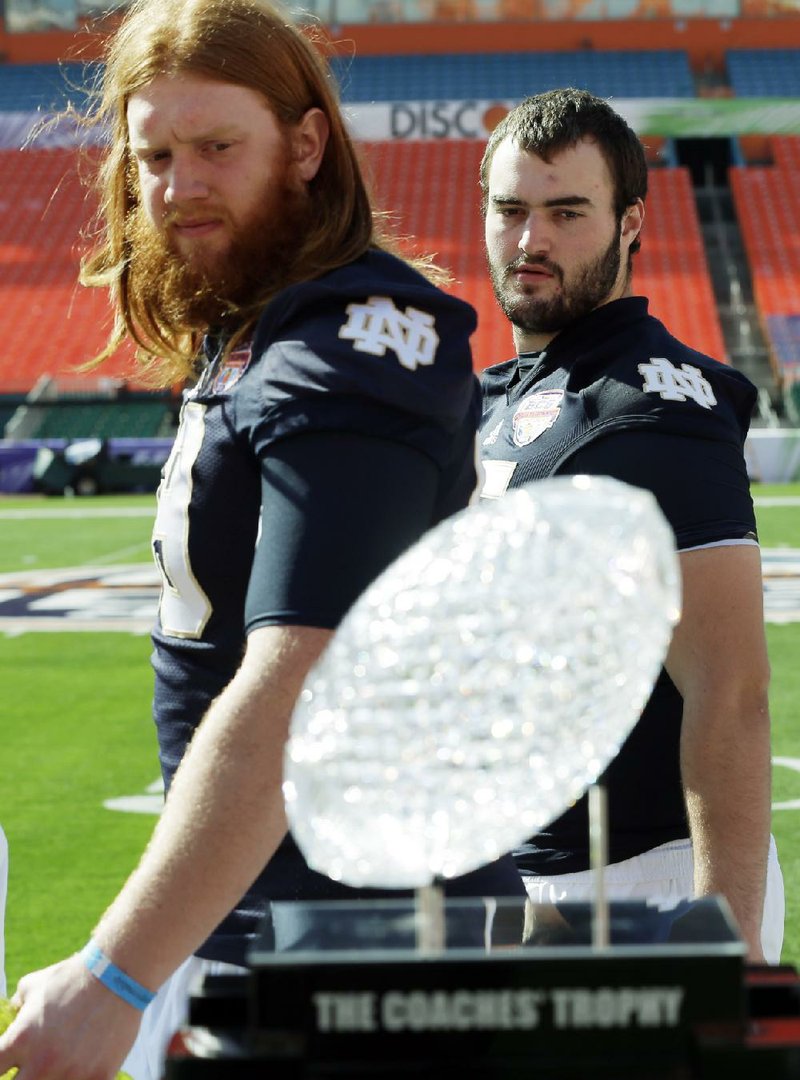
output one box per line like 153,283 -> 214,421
339,296 -> 439,370
638,357 -> 717,409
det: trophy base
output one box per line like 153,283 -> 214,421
164,897 -> 800,1078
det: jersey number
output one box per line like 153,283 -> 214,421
152,401 -> 212,638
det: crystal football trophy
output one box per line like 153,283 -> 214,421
165,477 -> 771,1079
283,474 -> 681,945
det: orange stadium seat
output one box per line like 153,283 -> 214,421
730,165 -> 800,317
768,135 -> 800,178
361,139 -> 516,369
730,156 -> 800,386
635,168 -> 728,364
0,147 -> 134,395
362,143 -> 727,369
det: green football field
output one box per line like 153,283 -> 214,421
1,486 -> 799,991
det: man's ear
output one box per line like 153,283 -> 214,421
292,107 -> 330,182
622,198 -> 645,250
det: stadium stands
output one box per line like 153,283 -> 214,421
0,41 -> 793,422
332,49 -> 696,102
0,61 -> 94,113
770,133 -> 800,174
636,167 -> 728,363
0,146 -> 135,394
730,138 -> 800,400
726,48 -> 800,98
730,166 -> 800,316
766,315 -> 800,385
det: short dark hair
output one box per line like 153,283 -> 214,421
479,88 -> 648,254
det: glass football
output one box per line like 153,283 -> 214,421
284,475 -> 681,889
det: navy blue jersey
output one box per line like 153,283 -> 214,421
149,249 -> 528,965
479,297 -> 758,874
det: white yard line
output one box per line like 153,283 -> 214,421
0,497 -> 795,517
0,507 -> 154,519
89,543 -> 152,566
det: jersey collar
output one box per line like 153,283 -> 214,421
508,296 -> 650,391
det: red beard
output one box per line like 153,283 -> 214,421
126,167 -> 312,331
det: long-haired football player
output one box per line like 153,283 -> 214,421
0,3 -> 526,1077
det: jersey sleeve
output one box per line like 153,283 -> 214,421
565,429 -> 757,550
234,269 -> 479,471
244,431 -> 441,632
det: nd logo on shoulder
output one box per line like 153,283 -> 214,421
638,357 -> 717,410
339,296 -> 440,371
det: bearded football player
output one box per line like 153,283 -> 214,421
0,3 -> 526,1078
478,88 -> 783,966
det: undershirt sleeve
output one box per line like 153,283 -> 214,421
564,429 -> 757,550
245,430 -> 441,633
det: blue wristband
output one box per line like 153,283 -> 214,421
81,941 -> 156,1012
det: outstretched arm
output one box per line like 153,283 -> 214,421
0,623 -> 332,1080
667,543 -> 772,962
0,429 -> 448,1080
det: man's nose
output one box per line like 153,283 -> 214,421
165,156 -> 208,204
519,216 -> 550,259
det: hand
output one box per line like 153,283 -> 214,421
0,955 -> 142,1080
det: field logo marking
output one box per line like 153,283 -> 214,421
2,551 -> 799,632
0,564 -> 159,633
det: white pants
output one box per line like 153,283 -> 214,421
521,835 -> 785,964
0,826 -> 7,997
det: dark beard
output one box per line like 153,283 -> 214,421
126,178 -> 312,333
488,230 -> 622,336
